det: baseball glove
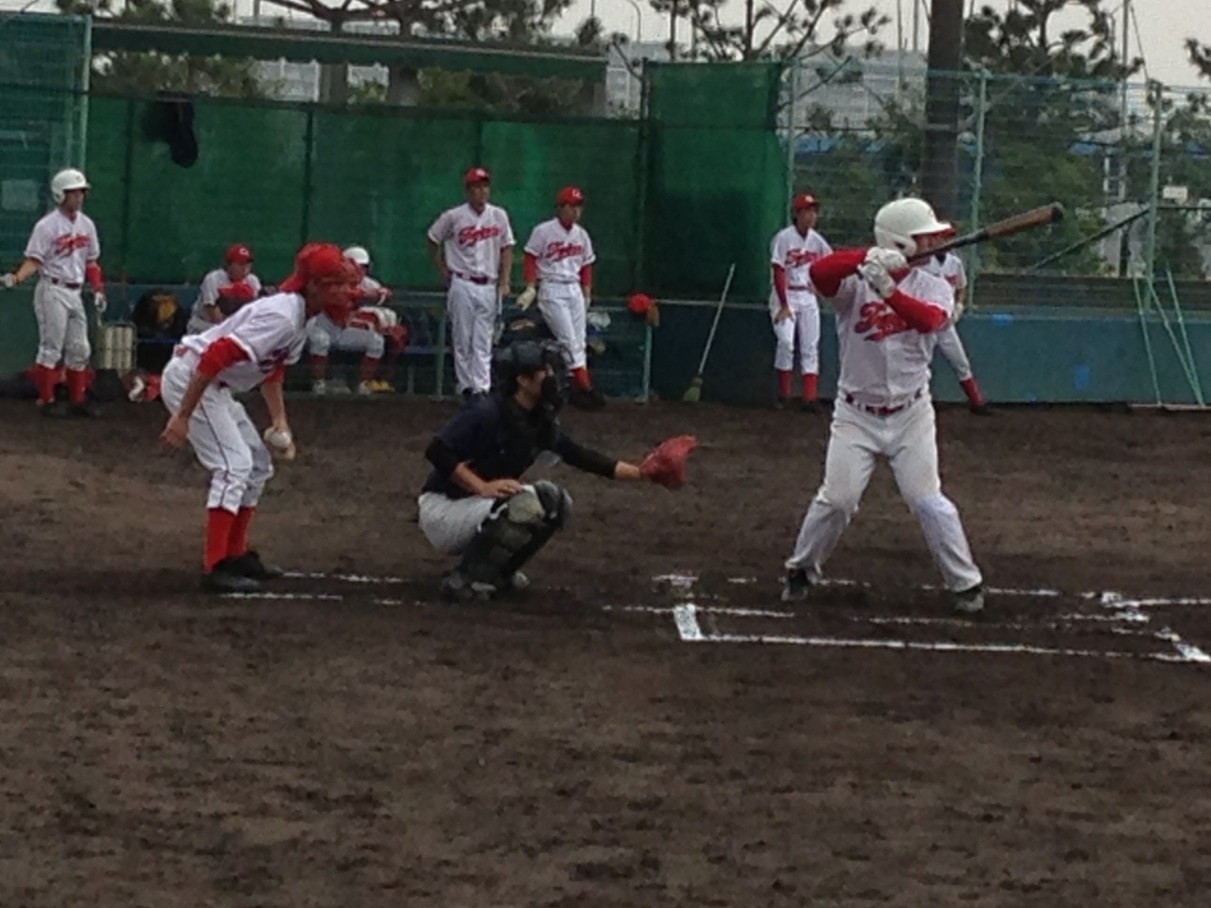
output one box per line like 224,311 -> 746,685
640,434 -> 697,489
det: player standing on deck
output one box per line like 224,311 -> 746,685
1,168 -> 106,417
769,193 -> 832,411
781,198 -> 985,615
426,168 -> 515,400
517,186 -> 604,410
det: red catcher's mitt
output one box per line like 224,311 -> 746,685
640,434 -> 697,489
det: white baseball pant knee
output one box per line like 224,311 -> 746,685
935,324 -> 973,382
537,286 -> 587,371
909,492 -> 983,593
307,315 -> 336,357
447,280 -> 498,394
34,282 -> 90,369
161,359 -> 274,513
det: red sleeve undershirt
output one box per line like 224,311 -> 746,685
85,262 -> 104,293
884,289 -> 948,333
772,265 -> 788,307
523,253 -> 538,284
197,337 -> 249,377
808,248 -> 868,297
579,264 -> 592,288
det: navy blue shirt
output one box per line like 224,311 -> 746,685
422,396 -> 616,499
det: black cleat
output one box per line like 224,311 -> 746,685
40,400 -> 73,419
200,563 -> 261,594
71,401 -> 101,418
969,403 -> 995,416
953,584 -> 985,614
800,399 -> 823,414
228,550 -> 284,580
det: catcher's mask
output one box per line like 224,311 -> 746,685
494,340 -> 564,413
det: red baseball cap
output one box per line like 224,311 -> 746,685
792,193 -> 819,211
556,185 -> 585,206
225,243 -> 253,264
463,167 -> 491,187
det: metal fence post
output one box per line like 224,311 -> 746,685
1144,81 -> 1163,286
968,68 -> 988,310
300,105 -> 315,245
784,53 -> 798,210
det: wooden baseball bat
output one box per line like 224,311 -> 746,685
911,202 -> 1065,261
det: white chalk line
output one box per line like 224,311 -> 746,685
671,605 -> 1202,664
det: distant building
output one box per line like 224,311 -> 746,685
789,51 -> 927,131
606,41 -> 668,115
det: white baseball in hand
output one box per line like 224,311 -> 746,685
94,293 -> 107,314
1,273 -> 15,290
263,426 -> 296,460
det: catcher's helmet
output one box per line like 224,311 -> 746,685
493,340 -> 560,393
51,168 -> 89,204
873,198 -> 951,257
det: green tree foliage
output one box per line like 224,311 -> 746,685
959,0 -> 1142,272
57,0 -> 266,97
649,0 -> 887,63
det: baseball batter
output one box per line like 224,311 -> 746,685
518,186 -> 604,409
1,168 -> 105,417
308,245 -> 403,394
924,246 -> 992,415
159,243 -> 357,593
770,193 -> 832,411
186,244 -> 262,334
782,198 -> 985,615
426,167 -> 515,399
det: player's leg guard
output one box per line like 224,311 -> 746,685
451,481 -> 573,596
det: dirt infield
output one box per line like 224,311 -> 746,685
2,396 -> 1211,907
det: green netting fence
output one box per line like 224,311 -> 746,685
0,14 -> 90,270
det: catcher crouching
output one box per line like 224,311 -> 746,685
419,340 -> 695,601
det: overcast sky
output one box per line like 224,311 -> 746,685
2,0 -> 1209,88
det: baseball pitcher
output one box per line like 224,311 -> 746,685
1,168 -> 105,417
923,245 -> 992,415
426,167 -> 515,400
159,243 -> 358,594
307,245 -> 404,394
782,198 -> 985,615
518,186 -> 604,410
186,244 -> 262,335
770,193 -> 832,411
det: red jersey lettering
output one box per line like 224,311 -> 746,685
855,301 -> 910,342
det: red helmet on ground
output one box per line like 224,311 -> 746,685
792,193 -> 819,212
556,186 -> 585,206
463,167 -> 491,187
225,243 -> 253,264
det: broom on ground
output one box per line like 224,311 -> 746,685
682,263 -> 736,403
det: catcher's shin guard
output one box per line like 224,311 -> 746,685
459,481 -> 573,590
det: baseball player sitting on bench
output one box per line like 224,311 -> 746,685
417,340 -> 694,602
307,245 -> 404,395
186,244 -> 262,335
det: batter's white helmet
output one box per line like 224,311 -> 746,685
873,198 -> 951,257
343,245 -> 371,268
51,168 -> 89,205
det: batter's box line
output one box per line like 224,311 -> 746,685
671,604 -> 1211,665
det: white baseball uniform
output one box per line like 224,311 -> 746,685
428,203 -> 515,394
525,218 -> 596,371
785,262 -> 982,594
23,208 -> 100,370
769,225 -> 831,374
186,268 -> 263,335
925,252 -> 973,381
161,293 -> 308,514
